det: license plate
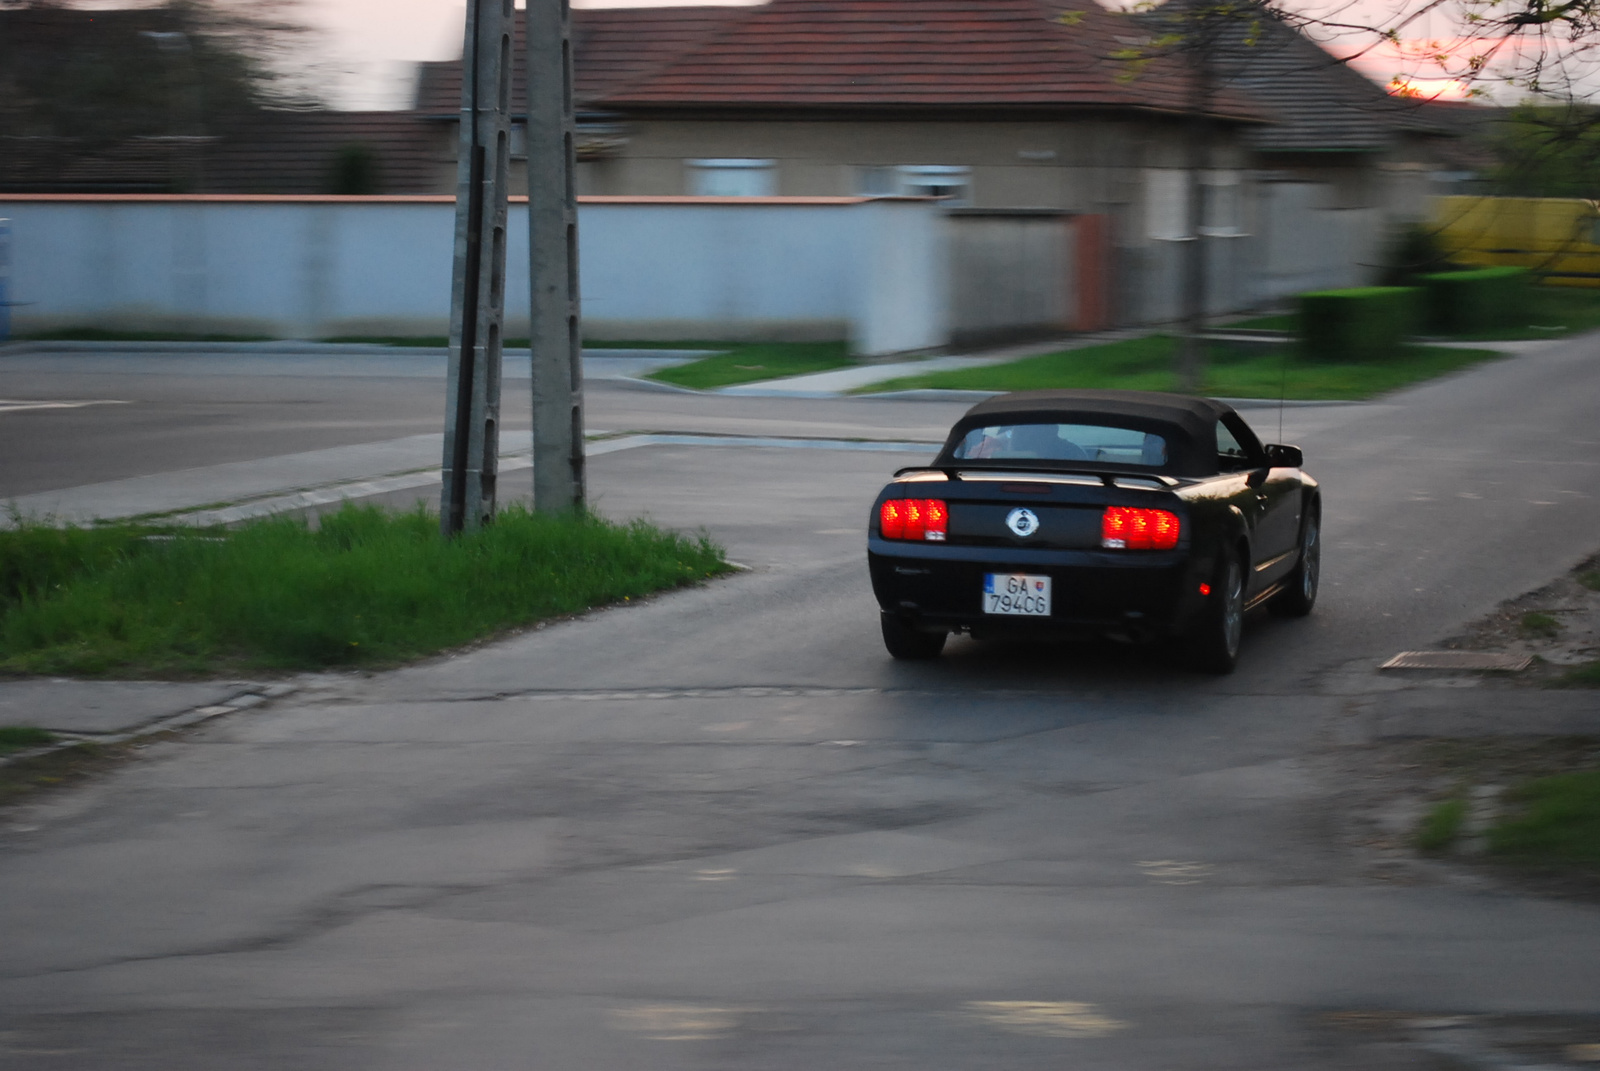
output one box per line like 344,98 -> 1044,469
983,573 -> 1052,616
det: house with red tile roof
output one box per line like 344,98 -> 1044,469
412,0 -> 1460,328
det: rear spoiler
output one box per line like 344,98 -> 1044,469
892,465 -> 1179,488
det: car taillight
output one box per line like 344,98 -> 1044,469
1101,506 -> 1180,550
880,498 -> 948,542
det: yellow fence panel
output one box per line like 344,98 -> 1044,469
1434,195 -> 1600,288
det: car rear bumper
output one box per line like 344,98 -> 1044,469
868,538 -> 1210,639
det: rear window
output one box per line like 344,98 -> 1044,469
952,423 -> 1169,467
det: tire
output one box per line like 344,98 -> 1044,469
1270,506 -> 1320,618
1184,551 -> 1244,674
881,613 -> 947,660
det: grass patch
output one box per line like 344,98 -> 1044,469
862,335 -> 1502,401
1417,796 -> 1469,852
647,341 -> 852,390
1438,285 -> 1600,341
22,327 -> 274,343
1578,570 -> 1600,592
1553,661 -> 1600,688
1487,770 -> 1600,865
0,726 -> 54,755
0,506 -> 729,678
1521,611 -> 1564,639
1227,314 -> 1296,332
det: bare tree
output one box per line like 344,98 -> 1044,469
0,0 -> 320,189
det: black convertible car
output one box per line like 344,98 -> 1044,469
867,389 -> 1320,673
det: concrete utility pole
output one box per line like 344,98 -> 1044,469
441,0 -> 516,535
1176,1 -> 1220,394
526,0 -> 586,513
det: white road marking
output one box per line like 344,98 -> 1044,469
966,1001 -> 1129,1038
0,399 -> 128,414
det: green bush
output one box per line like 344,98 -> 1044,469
1298,287 -> 1421,362
1421,267 -> 1531,333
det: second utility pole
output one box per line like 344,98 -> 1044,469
526,0 -> 586,513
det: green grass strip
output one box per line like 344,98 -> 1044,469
647,342 -> 852,390
1554,661 -> 1600,688
864,335 -> 1503,401
0,506 -> 730,678
1232,287 -> 1600,343
1487,770 -> 1600,864
1417,796 -> 1468,852
0,727 -> 54,755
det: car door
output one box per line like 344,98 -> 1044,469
1218,416 -> 1301,588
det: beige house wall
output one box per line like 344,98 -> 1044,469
571,117 -> 1247,219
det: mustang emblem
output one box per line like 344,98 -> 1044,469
1005,508 -> 1040,537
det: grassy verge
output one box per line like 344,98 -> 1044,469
0,506 -> 729,678
1443,285 -> 1600,341
1226,287 -> 1600,343
1488,770 -> 1600,867
1555,661 -> 1600,688
1406,738 -> 1600,888
1225,314 -> 1295,332
1417,796 -> 1469,852
0,726 -> 54,756
646,341 -> 852,390
862,335 -> 1502,401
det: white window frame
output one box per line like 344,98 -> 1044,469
1146,168 -> 1190,241
856,164 -> 973,205
1200,169 -> 1244,237
686,158 -> 776,197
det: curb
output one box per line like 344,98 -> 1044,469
0,682 -> 299,769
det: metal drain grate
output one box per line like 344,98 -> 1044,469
1380,651 -> 1533,672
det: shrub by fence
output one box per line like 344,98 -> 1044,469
1299,286 -> 1420,361
1421,266 -> 1530,333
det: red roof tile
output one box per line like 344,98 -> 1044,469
414,6 -> 748,115
600,0 -> 1257,118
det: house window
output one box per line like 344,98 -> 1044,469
687,158 -> 776,197
1201,169 -> 1243,236
856,165 -> 972,205
1146,168 -> 1190,241
509,123 -> 527,160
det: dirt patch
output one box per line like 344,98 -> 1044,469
1326,735 -> 1600,902
1439,553 -> 1600,687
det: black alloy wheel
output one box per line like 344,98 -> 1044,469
880,613 -> 948,660
1185,552 -> 1244,674
1270,507 -> 1320,618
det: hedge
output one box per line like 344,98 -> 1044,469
1299,286 -> 1420,362
1421,266 -> 1530,333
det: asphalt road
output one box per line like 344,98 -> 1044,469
1,340 -> 1599,1068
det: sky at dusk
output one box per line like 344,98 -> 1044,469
309,0 -> 762,108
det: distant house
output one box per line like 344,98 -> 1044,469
413,0 -> 1465,328
414,0 -> 1268,331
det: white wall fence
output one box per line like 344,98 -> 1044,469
0,195 -> 949,357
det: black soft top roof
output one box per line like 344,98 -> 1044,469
936,390 -> 1239,477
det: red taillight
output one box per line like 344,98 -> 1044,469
880,499 -> 948,542
1102,506 -> 1181,550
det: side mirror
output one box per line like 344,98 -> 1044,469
1264,443 -> 1303,468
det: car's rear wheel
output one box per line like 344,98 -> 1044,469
881,613 -> 947,660
1184,551 -> 1244,674
1270,506 -> 1320,618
